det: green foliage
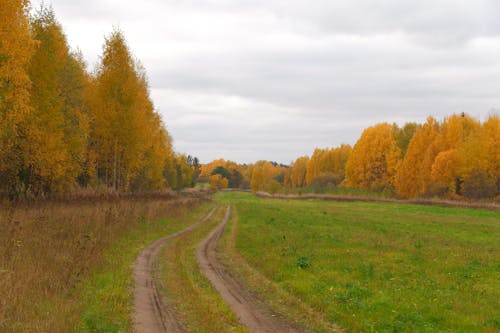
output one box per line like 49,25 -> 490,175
295,255 -> 311,269
82,313 -> 119,333
212,166 -> 232,180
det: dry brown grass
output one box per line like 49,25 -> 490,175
255,191 -> 500,210
0,192 -> 208,332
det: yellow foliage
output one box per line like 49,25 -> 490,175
396,117 -> 441,198
209,174 -> 228,191
396,113 -> 485,198
345,123 -> 401,191
0,0 -> 36,195
287,156 -> 309,188
89,30 -> 172,191
431,149 -> 460,194
250,161 -> 284,192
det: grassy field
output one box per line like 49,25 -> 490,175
0,194 -> 209,332
216,192 -> 500,333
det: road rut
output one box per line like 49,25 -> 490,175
132,207 -> 216,333
196,206 -> 308,333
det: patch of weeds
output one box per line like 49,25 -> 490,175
295,255 -> 311,269
358,263 -> 375,278
456,259 -> 481,282
82,312 -> 120,333
334,282 -> 372,304
484,318 -> 500,329
414,241 -> 423,249
375,312 -> 426,333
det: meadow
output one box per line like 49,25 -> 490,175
0,193 -> 209,332
217,192 -> 500,332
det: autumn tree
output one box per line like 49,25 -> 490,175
395,117 -> 439,197
345,123 -> 401,191
20,6 -> 90,194
187,155 -> 201,186
208,174 -> 228,190
396,114 -> 481,198
250,161 -> 284,193
200,159 -> 245,188
459,115 -> 500,198
286,156 -> 309,188
394,122 -> 418,156
89,30 -> 172,191
0,0 -> 36,196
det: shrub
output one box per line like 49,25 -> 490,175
295,256 -> 311,269
463,169 -> 496,199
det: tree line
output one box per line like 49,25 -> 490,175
0,1 -> 195,199
202,113 -> 499,200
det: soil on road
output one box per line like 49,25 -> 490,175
196,207 -> 308,333
132,205 -> 308,333
132,207 -> 216,333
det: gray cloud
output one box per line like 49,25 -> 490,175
34,0 -> 500,163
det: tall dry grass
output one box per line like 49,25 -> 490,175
0,192 -> 208,332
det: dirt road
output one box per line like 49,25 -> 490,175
196,207 -> 308,333
132,207 -> 216,333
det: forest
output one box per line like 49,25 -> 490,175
0,1 -> 196,199
202,113 -> 499,200
2,1 -> 499,202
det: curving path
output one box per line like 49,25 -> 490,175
132,207 -> 216,333
132,206 -> 307,333
196,206 -> 308,333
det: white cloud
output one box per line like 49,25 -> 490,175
33,0 -> 500,163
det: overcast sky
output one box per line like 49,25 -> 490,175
33,0 -> 500,164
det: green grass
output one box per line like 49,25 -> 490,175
216,192 -> 500,333
77,203 -> 214,333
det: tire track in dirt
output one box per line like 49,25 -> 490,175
132,207 -> 216,333
197,206 -> 308,333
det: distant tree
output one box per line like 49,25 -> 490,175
396,114 -> 481,198
230,169 -> 243,188
209,174 -> 228,191
394,122 -> 418,156
187,155 -> 201,186
462,169 -> 496,199
431,149 -> 461,196
396,117 -> 441,198
274,171 -> 285,184
305,145 -> 351,186
345,123 -> 401,191
287,156 -> 309,188
211,166 -> 232,180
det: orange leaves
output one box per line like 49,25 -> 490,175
209,174 -> 228,190
345,123 -> 401,192
0,5 -> 184,197
89,30 -> 173,191
287,156 -> 309,188
396,114 -> 498,199
395,117 -> 441,198
431,149 -> 460,194
0,0 -> 36,195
